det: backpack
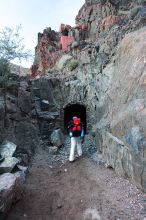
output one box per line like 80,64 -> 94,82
72,117 -> 81,132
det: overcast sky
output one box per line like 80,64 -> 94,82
0,0 -> 85,67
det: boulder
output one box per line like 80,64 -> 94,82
0,172 -> 24,218
0,141 -> 17,158
0,157 -> 20,174
40,99 -> 50,111
15,121 -> 39,157
48,146 -> 58,155
50,129 -> 64,147
102,132 -> 144,190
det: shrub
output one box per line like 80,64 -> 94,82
0,25 -> 31,61
67,59 -> 79,71
0,25 -> 31,89
48,45 -> 55,52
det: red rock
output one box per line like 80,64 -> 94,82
60,36 -> 74,51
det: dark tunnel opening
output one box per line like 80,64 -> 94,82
64,104 -> 87,134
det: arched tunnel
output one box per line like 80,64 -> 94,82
64,103 -> 87,133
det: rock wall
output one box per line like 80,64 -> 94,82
28,0 -> 146,192
0,75 -> 39,164
103,27 -> 146,191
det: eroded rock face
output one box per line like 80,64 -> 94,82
109,27 -> 146,139
99,27 -> 146,192
31,28 -> 63,77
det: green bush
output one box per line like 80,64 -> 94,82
130,6 -> 141,18
67,59 -> 79,71
0,26 -> 31,61
0,25 -> 31,89
48,45 -> 55,52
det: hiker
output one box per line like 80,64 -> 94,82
68,116 -> 85,162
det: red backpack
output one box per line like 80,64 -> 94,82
72,117 -> 81,132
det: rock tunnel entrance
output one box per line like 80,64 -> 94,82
64,103 -> 87,133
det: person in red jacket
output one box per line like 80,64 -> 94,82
68,116 -> 85,162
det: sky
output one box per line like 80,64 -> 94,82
0,0 -> 85,67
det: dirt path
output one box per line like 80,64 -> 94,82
6,147 -> 146,220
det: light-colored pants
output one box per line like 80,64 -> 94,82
69,137 -> 82,162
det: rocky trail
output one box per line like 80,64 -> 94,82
6,136 -> 146,220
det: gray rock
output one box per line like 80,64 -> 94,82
48,146 -> 58,155
50,129 -> 64,147
15,122 -> 39,157
0,141 -> 17,158
0,172 -> 24,216
125,126 -> 146,152
0,157 -> 20,174
6,101 -> 17,114
37,111 -> 59,120
103,132 -> 126,172
17,165 -> 28,175
79,50 -> 91,64
40,99 -> 50,111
